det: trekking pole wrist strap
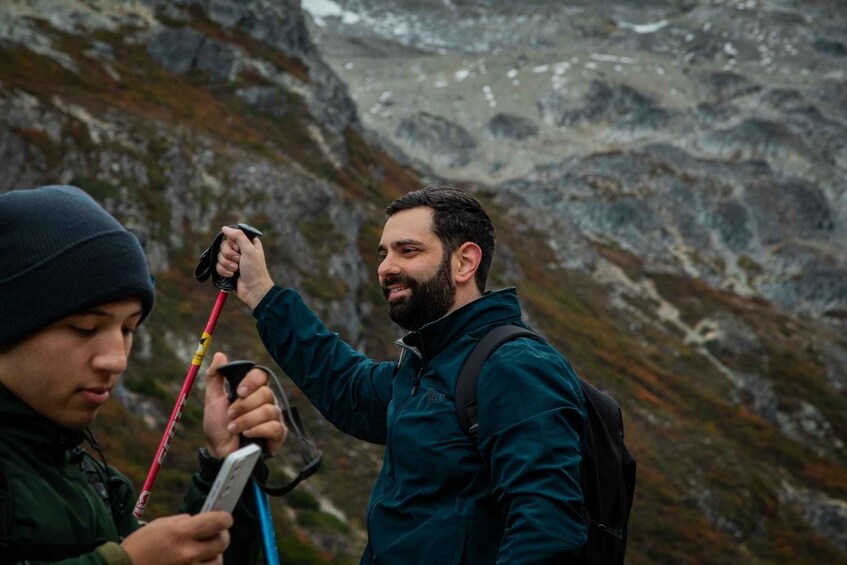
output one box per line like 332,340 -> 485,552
214,359 -> 323,497
194,223 -> 262,291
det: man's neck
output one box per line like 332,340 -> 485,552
447,288 -> 484,317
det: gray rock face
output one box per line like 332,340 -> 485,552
812,38 -> 847,58
818,341 -> 847,392
699,70 -> 762,103
698,118 -> 822,173
781,482 -> 847,552
494,142 -> 847,316
395,111 -> 477,168
0,126 -> 31,190
542,80 -> 658,127
700,311 -> 764,364
744,179 -> 834,245
182,0 -> 314,59
147,27 -> 239,81
485,113 -> 538,141
235,86 -> 289,118
141,0 -> 358,138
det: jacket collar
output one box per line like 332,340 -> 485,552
0,383 -> 85,454
399,287 -> 523,362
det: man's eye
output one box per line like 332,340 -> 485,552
71,326 -> 97,335
122,326 -> 137,337
377,253 -> 387,262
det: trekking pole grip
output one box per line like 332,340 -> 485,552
194,223 -> 263,291
216,361 -> 281,563
216,359 -> 268,452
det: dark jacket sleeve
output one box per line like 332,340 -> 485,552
253,285 -> 396,444
475,339 -> 588,564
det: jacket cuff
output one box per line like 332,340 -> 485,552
198,447 -> 224,482
95,541 -> 133,565
251,284 -> 285,319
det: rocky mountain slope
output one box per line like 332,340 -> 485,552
1,0 -> 846,563
306,0 -> 847,320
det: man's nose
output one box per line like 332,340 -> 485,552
378,253 -> 400,279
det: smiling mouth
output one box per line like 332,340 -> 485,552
384,285 -> 411,301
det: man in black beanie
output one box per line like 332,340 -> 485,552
0,186 -> 287,564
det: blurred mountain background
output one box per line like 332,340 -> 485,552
1,0 -> 845,563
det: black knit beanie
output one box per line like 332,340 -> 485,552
0,185 -> 155,347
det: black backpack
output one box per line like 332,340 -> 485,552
455,325 -> 636,564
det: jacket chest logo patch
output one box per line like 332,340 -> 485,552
426,391 -> 447,402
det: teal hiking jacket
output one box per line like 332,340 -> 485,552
254,286 -> 588,564
0,385 -> 262,564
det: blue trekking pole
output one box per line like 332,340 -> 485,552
216,359 -> 323,564
218,360 -> 280,565
252,480 -> 280,564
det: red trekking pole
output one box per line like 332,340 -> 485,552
133,224 -> 262,518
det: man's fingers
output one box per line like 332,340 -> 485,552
215,230 -> 242,277
229,402 -> 284,434
220,227 -> 242,254
215,242 -> 239,277
242,419 -> 288,449
195,529 -> 230,563
188,514 -> 231,563
205,352 -> 229,376
229,367 -> 271,401
204,352 -> 229,398
122,512 -> 234,564
221,226 -> 250,251
227,383 -> 275,418
185,511 -> 234,540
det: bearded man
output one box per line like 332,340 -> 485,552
216,186 -> 588,564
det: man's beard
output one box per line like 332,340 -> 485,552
383,252 -> 456,331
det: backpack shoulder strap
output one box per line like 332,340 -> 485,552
456,325 -> 540,439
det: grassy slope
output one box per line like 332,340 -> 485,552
2,9 -> 846,564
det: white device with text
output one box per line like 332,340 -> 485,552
200,443 -> 262,513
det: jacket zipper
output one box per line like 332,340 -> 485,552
410,365 -> 424,396
367,341 -> 427,562
383,363 -> 423,485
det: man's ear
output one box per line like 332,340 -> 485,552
454,242 -> 482,286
